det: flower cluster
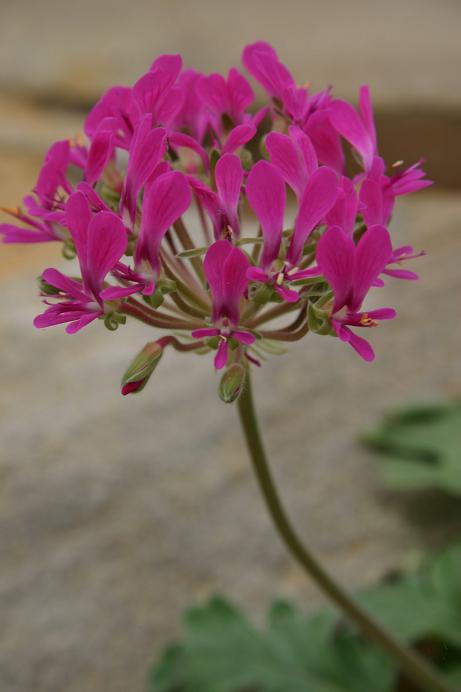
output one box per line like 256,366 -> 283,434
1,42 -> 431,399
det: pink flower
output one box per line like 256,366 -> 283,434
316,225 -> 396,361
192,240 -> 255,369
190,153 -> 243,239
34,192 -> 134,333
198,68 -> 254,130
246,163 -> 338,302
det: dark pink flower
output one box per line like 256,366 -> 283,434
192,239 -> 254,369
316,224 -> 396,360
287,167 -> 338,265
198,68 -> 254,130
189,153 -> 243,240
34,192 -> 133,333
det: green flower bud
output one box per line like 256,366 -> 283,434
121,341 -> 163,395
219,363 -> 247,403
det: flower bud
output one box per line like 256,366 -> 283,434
121,341 -> 163,395
218,363 -> 246,403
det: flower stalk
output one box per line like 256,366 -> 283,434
237,369 -> 454,692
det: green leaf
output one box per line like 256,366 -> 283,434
149,545 -> 461,692
362,401 -> 461,495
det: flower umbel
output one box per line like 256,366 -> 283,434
1,41 -> 431,394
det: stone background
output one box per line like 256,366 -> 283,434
1,2 -> 460,691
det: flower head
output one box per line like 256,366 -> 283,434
1,42 -> 431,396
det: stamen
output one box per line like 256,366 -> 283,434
276,272 -> 285,286
360,313 -> 378,327
392,160 -> 404,168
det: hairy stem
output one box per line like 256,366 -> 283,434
236,371 -> 453,692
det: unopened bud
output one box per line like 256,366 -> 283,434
219,363 -> 246,403
121,341 -> 163,395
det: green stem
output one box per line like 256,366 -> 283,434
236,371 -> 453,692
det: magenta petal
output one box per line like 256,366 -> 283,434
197,73 -> 228,115
137,171 -> 192,273
289,126 -> 318,176
42,268 -> 88,301
266,131 -> 306,200
215,153 -> 243,235
359,85 -> 377,151
333,320 -> 375,361
214,339 -> 229,370
85,130 -> 114,185
242,41 -> 294,99
122,118 -> 167,221
203,239 -> 232,317
99,285 -> 140,300
86,212 -> 128,294
366,307 -> 397,320
360,179 -> 384,226
288,167 -> 338,265
316,225 -> 355,311
304,110 -> 345,173
169,131 -> 210,172
65,312 -> 100,334
352,225 -> 392,309
65,191 -> 92,275
222,246 -> 251,325
247,267 -> 270,283
246,160 -> 285,268
326,177 -> 358,234
232,330 -> 256,345
191,328 -> 220,339
329,99 -> 374,171
222,123 -> 256,154
275,285 -> 299,303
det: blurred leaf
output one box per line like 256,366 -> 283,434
149,545 -> 461,692
362,401 -> 461,495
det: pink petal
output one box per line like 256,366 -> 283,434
86,212 -> 128,294
222,123 -> 256,154
227,68 -> 254,120
325,177 -> 358,234
197,73 -> 228,115
232,330 -> 256,345
289,126 -> 318,176
352,225 -> 393,310
246,160 -> 285,269
191,328 -> 220,339
137,171 -> 192,274
242,41 -> 294,99
329,99 -> 374,171
65,191 -> 92,276
122,118 -> 167,221
275,285 -> 299,302
169,131 -> 210,173
359,85 -> 377,152
214,339 -> 229,370
316,225 -> 355,311
266,131 -> 306,200
85,130 -> 114,185
99,285 -> 140,300
288,167 -> 338,265
247,267 -> 270,283
215,153 -> 243,236
42,268 -> 88,301
360,179 -> 384,226
333,320 -> 375,361
304,110 -> 345,173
